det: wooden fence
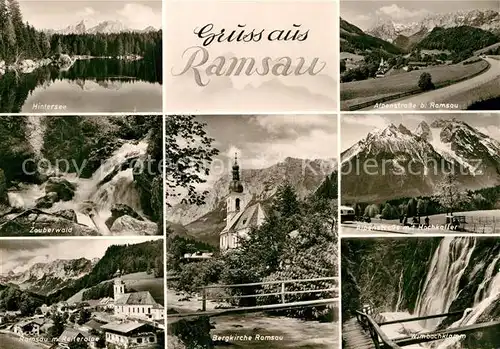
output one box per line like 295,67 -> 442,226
200,276 -> 339,311
465,216 -> 499,233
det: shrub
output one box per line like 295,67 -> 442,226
168,316 -> 213,349
176,259 -> 224,294
418,72 -> 434,91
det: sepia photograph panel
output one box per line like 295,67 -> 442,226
0,237 -> 165,349
340,0 -> 500,111
166,115 -> 339,348
340,113 -> 500,235
341,237 -> 500,349
0,0 -> 162,113
0,115 -> 163,236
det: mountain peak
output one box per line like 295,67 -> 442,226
53,20 -> 156,35
367,8 -> 500,42
398,124 -> 412,136
415,121 -> 432,141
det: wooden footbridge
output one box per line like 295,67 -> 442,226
343,306 -> 500,349
168,276 -> 338,321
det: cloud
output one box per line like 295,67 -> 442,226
477,126 -> 500,141
342,114 -> 391,129
76,7 -> 96,17
240,128 -> 337,170
117,3 -> 161,29
376,4 -> 429,21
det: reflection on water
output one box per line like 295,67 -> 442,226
0,58 -> 162,113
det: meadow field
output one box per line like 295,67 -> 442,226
340,60 -> 489,110
440,78 -> 500,109
67,271 -> 164,304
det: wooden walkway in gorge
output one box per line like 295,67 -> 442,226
342,306 -> 500,349
343,318 -> 376,349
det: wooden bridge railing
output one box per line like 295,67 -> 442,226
356,307 -> 500,348
355,310 -> 402,349
378,310 -> 466,326
201,276 -> 338,311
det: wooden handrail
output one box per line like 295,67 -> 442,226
168,298 -> 338,319
203,276 -> 338,289
201,277 -> 337,312
379,310 -> 465,326
201,287 -> 338,301
355,310 -> 402,349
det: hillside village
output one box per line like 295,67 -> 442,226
0,240 -> 164,349
0,269 -> 164,349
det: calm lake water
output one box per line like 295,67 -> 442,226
0,58 -> 162,113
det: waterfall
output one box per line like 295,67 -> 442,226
24,116 -> 46,156
414,237 -> 476,330
63,140 -> 148,233
6,140 -> 150,235
395,270 -> 404,311
433,256 -> 500,349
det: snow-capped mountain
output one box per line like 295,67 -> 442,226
341,119 -> 500,202
167,157 -> 336,245
53,20 -> 158,35
0,258 -> 98,295
368,9 -> 500,42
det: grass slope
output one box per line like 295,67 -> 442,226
67,271 -> 164,305
341,60 -> 489,108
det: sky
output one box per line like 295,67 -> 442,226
341,113 -> 500,151
198,114 -> 338,169
0,237 -> 160,274
341,0 -> 499,30
18,0 -> 162,30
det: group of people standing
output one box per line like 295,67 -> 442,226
400,214 -> 430,227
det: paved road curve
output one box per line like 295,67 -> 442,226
365,57 -> 500,111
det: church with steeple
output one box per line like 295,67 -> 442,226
219,154 -> 266,250
112,269 -> 164,321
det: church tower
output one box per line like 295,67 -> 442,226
113,269 -> 125,301
226,154 -> 246,229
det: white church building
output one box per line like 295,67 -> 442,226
219,155 -> 266,250
113,270 -> 164,321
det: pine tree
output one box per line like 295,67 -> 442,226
7,0 -> 24,58
2,1 -> 16,62
39,31 -> 50,57
273,182 -> 300,218
116,37 -> 124,57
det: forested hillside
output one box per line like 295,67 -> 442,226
47,239 -> 163,303
417,26 -> 499,53
0,285 -> 46,316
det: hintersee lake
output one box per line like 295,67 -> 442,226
0,58 -> 162,113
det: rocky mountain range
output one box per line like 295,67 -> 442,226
0,258 -> 98,296
368,9 -> 500,43
48,20 -> 158,35
340,17 -> 403,54
341,119 -> 500,203
167,157 -> 335,245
